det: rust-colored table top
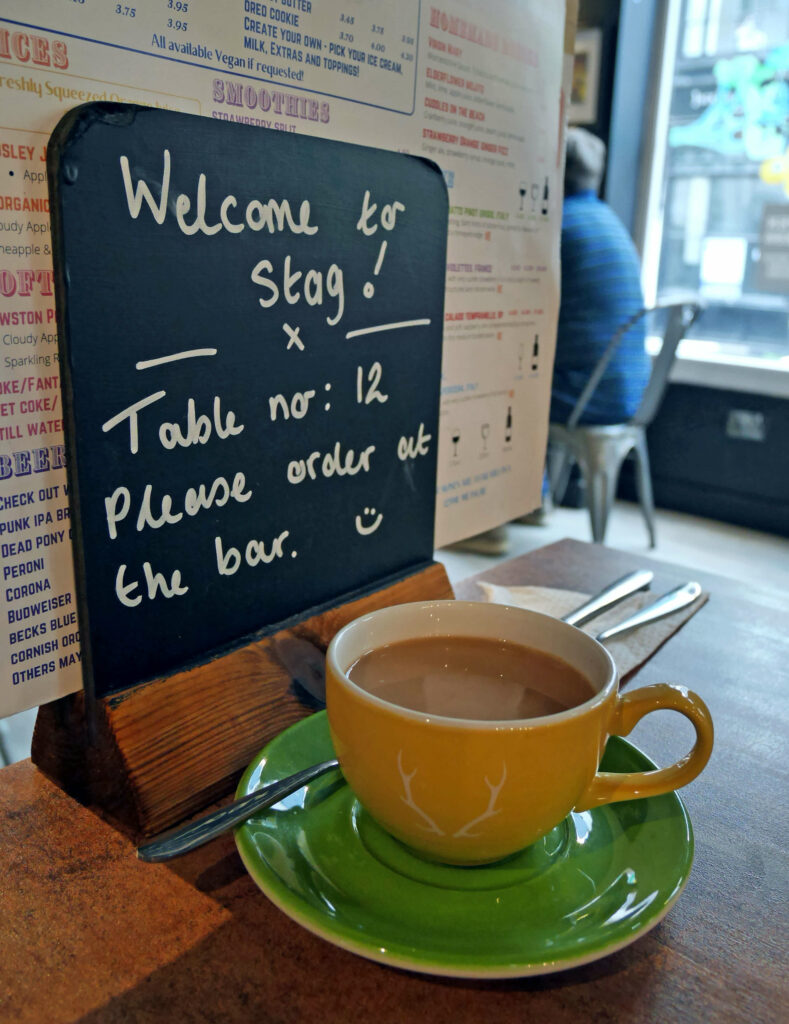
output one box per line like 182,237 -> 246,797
2,539 -> 787,1023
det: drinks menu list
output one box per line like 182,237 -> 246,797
0,1 -> 567,715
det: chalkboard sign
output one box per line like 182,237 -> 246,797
48,103 -> 447,698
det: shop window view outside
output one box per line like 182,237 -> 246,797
642,0 -> 789,367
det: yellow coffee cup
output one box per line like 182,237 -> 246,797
326,600 -> 713,865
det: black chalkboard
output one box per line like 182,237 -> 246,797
48,103 -> 447,698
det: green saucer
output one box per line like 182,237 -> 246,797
235,712 -> 693,978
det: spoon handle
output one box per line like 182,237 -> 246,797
137,758 -> 340,862
595,582 -> 702,643
561,569 -> 654,627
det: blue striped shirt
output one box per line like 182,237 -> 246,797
551,191 -> 649,425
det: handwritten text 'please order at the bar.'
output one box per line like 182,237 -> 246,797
102,398 -> 432,608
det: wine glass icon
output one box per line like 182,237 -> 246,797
451,429 -> 461,457
481,423 -> 490,451
519,181 -> 527,212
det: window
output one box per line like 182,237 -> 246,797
641,0 -> 789,370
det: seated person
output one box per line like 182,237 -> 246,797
551,127 -> 650,425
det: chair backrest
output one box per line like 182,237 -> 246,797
565,301 -> 703,429
632,302 -> 702,426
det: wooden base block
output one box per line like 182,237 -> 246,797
32,561 -> 454,836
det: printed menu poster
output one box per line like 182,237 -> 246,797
0,1 -> 566,715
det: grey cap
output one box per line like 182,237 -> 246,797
564,127 -> 606,194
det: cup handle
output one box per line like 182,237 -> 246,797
575,683 -> 714,811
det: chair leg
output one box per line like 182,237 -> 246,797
547,443 -> 573,505
632,434 -> 657,548
585,466 -> 619,544
575,433 -> 635,545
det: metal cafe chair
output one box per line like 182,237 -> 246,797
548,301 -> 703,548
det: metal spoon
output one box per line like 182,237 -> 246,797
593,581 -> 702,642
138,576 -> 702,863
137,758 -> 340,862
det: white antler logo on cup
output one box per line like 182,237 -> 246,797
397,751 -> 446,834
452,764 -> 507,838
397,750 -> 507,839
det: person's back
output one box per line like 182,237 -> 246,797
551,130 -> 650,426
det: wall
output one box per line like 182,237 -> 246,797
574,0 -> 621,152
604,0 -> 660,236
621,384 -> 789,537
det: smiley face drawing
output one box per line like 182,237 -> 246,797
355,507 -> 383,536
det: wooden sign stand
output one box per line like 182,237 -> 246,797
31,561 -> 453,837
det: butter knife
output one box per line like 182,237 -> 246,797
560,569 -> 654,626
